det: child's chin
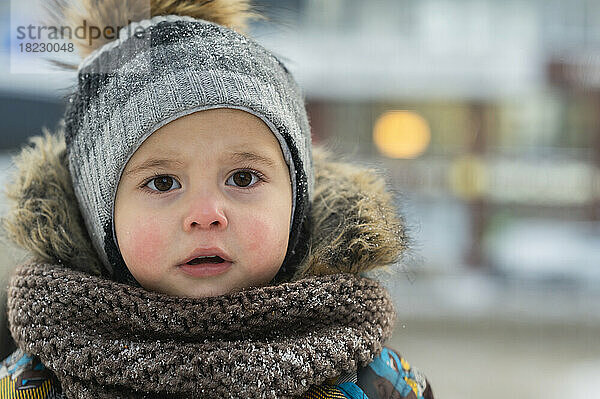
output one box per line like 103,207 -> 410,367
170,282 -> 235,299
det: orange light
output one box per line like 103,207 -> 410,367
373,111 -> 431,159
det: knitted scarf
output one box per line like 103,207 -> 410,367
8,263 -> 396,399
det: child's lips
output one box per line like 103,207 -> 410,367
177,247 -> 233,277
178,261 -> 232,278
179,247 -> 233,265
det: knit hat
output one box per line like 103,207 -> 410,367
56,0 -> 314,284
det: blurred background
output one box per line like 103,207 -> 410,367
1,0 -> 600,397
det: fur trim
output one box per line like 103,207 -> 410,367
46,0 -> 262,63
1,127 -> 407,280
1,128 -> 104,276
150,0 -> 261,30
291,150 -> 407,280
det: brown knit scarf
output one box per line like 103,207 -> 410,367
7,263 -> 396,399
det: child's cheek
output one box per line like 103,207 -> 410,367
245,216 -> 286,255
122,220 -> 167,267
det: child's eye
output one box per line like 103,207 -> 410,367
226,170 -> 265,189
141,170 -> 265,194
144,175 -> 181,193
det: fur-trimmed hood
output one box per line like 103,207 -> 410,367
1,127 -> 407,282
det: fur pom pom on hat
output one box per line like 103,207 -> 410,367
47,0 -> 264,63
52,0 -> 315,284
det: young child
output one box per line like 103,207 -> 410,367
0,1 -> 434,398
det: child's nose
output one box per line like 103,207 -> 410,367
182,194 -> 228,232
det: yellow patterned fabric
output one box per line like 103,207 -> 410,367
0,376 -> 55,399
0,349 -> 63,399
303,384 -> 349,399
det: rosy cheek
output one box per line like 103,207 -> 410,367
245,216 -> 286,256
120,219 -> 166,267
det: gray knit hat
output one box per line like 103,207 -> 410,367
63,14 -> 314,284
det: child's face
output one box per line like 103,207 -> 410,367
114,109 -> 292,298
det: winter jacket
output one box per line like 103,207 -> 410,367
0,130 -> 434,399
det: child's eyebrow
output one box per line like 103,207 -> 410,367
227,151 -> 277,168
124,151 -> 277,178
124,159 -> 185,178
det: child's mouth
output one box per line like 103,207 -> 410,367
179,256 -> 232,278
186,256 -> 224,265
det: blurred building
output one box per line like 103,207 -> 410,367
250,0 -> 600,282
